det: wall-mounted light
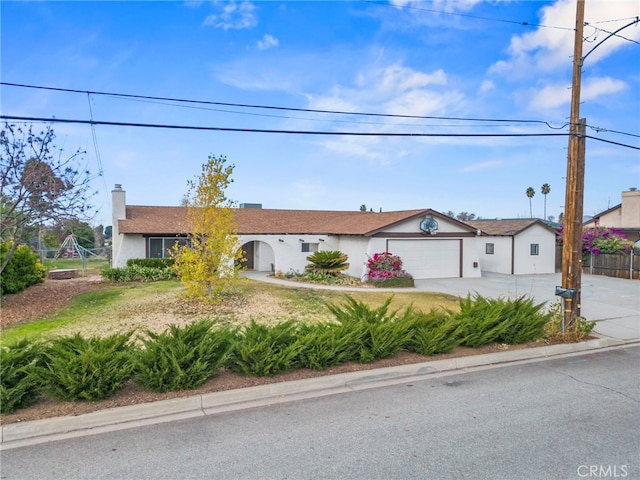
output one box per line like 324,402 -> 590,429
299,239 -> 304,242
319,238 -> 325,242
278,238 -> 284,243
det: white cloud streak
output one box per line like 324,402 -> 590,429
204,1 -> 257,30
257,34 -> 279,51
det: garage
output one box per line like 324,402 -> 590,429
387,239 -> 461,279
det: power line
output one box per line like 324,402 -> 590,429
3,115 -> 636,149
0,114 -> 572,139
111,95 -> 552,130
585,135 -> 640,150
586,124 -> 640,138
584,21 -> 640,46
0,82 -> 557,127
365,0 -> 573,31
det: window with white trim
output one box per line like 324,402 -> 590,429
530,243 -> 539,256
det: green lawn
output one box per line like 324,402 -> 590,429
1,279 -> 461,346
43,257 -> 109,276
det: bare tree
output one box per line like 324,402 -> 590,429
1,123 -> 95,273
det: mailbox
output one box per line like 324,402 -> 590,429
555,286 -> 577,299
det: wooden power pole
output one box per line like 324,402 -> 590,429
561,0 -> 586,330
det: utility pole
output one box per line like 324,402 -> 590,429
561,0 -> 585,330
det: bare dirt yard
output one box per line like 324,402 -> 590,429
1,276 -> 547,425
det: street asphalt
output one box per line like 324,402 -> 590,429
1,271 -> 638,450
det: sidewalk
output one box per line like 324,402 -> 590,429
2,272 -> 638,449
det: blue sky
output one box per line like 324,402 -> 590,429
2,0 -> 639,228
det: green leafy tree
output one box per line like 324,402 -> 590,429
46,219 -> 96,250
173,155 -> 243,303
541,183 -> 551,221
526,187 -> 535,218
1,123 -> 95,274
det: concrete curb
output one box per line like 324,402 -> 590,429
2,337 -> 637,450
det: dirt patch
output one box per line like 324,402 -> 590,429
0,276 -> 562,426
1,276 -> 108,329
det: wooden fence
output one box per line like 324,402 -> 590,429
555,247 -> 639,279
583,251 -> 640,280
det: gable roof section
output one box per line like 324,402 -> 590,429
466,219 -> 554,236
583,203 -> 621,225
118,206 -> 445,236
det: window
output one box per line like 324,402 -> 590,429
148,237 -> 190,258
530,243 -> 539,256
485,243 -> 495,255
301,242 -> 319,253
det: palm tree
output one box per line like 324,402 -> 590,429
526,187 -> 535,218
541,183 -> 551,220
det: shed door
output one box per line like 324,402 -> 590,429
387,239 -> 461,279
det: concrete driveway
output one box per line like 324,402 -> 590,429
243,271 -> 640,341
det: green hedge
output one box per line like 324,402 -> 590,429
1,294 -> 556,413
1,242 -> 47,295
102,265 -> 177,282
127,258 -> 175,269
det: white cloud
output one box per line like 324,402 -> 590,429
490,0 -> 640,78
204,1 -> 257,30
257,34 -> 279,51
581,77 -> 628,102
304,61 -> 466,160
389,0 -> 482,13
460,160 -> 505,173
528,76 -> 627,110
479,80 -> 495,95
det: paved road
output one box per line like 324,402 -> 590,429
2,346 -> 638,480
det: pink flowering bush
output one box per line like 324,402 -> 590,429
557,221 -> 635,255
366,252 -> 413,287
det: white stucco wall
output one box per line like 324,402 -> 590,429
461,237 -> 482,278
477,237 -> 513,274
112,234 -> 146,268
336,236 -> 371,279
513,225 -> 556,274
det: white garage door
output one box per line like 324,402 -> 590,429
388,239 -> 461,279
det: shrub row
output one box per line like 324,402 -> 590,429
101,265 -> 177,282
127,258 -> 175,269
1,294 -> 552,414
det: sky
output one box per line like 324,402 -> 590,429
2,0 -> 639,229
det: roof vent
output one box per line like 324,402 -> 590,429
239,203 -> 262,209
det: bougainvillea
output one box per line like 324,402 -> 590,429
557,221 -> 635,255
366,252 -> 413,281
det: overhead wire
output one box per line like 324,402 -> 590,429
0,114 -> 573,139
86,93 -> 111,209
4,115 -> 637,149
0,82 -> 559,128
364,0 -> 574,31
110,95 -> 553,130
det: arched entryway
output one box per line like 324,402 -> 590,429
239,241 -> 275,272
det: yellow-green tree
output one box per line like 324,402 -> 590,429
173,155 -> 244,303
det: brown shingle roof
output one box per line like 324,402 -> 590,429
466,219 -> 551,236
118,206 -> 434,236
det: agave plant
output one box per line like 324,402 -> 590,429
305,250 -> 349,275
